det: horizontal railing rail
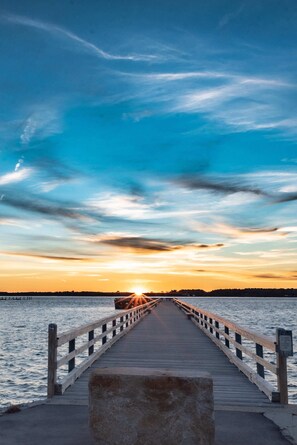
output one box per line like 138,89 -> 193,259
47,299 -> 159,397
174,298 -> 293,404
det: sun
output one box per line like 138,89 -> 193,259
132,286 -> 147,296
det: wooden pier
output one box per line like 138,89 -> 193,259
47,298 -> 293,408
1,297 -> 296,445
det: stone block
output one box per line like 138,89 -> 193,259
89,367 -> 214,445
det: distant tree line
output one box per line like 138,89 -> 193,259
153,288 -> 297,297
0,288 -> 297,297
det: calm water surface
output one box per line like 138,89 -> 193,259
0,296 -> 296,408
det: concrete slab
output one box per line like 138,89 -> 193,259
264,407 -> 297,444
89,367 -> 214,445
215,410 -> 294,445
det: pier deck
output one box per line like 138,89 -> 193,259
1,299 -> 296,445
50,300 -> 271,407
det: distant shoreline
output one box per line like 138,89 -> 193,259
0,288 -> 297,298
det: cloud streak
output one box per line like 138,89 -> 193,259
0,191 -> 83,220
4,13 -> 158,62
196,243 -> 224,249
194,221 -> 286,243
253,272 -> 297,281
4,252 -> 93,262
0,168 -> 33,185
124,68 -> 296,137
100,236 -> 181,252
175,175 -> 267,197
174,173 -> 297,204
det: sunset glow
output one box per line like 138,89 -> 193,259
132,287 -> 148,296
0,1 -> 297,292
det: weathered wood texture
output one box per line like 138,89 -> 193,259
49,299 -> 159,396
174,299 -> 291,404
47,324 -> 57,398
49,300 -> 272,407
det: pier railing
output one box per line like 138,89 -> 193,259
174,299 -> 293,404
47,299 -> 159,397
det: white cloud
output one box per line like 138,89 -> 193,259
0,167 -> 33,185
242,170 -> 297,194
14,158 -> 24,171
141,72 -> 226,82
125,68 -> 296,137
173,78 -> 294,134
20,106 -> 62,144
21,117 -> 37,144
88,188 -> 210,222
88,193 -> 152,219
4,13 -> 158,62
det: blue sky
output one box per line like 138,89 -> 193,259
0,0 -> 297,291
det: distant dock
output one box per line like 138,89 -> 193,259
0,296 -> 32,301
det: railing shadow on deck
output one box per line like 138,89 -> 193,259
174,298 -> 294,404
47,299 -> 160,397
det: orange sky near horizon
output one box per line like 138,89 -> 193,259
1,248 -> 296,293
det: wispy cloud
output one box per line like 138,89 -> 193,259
139,72 -> 227,82
14,158 -> 24,171
195,243 -> 224,249
4,252 -> 93,262
123,68 -> 296,137
175,175 -> 267,198
0,168 -> 33,185
88,190 -> 209,221
0,217 -> 25,228
194,221 -> 286,242
174,172 -> 297,204
0,188 -> 88,222
4,13 -> 158,62
20,106 -> 62,145
253,272 -> 297,281
21,117 -> 37,144
218,4 -> 245,29
99,236 -> 182,253
136,71 -> 289,87
88,193 -> 153,219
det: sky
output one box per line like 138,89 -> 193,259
0,0 -> 297,292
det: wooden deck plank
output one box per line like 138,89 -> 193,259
50,300 -> 272,407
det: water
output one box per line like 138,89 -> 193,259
0,296 -> 115,409
0,296 -> 296,408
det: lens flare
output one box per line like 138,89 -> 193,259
132,286 -> 147,296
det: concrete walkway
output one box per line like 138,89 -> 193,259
0,403 -> 293,445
